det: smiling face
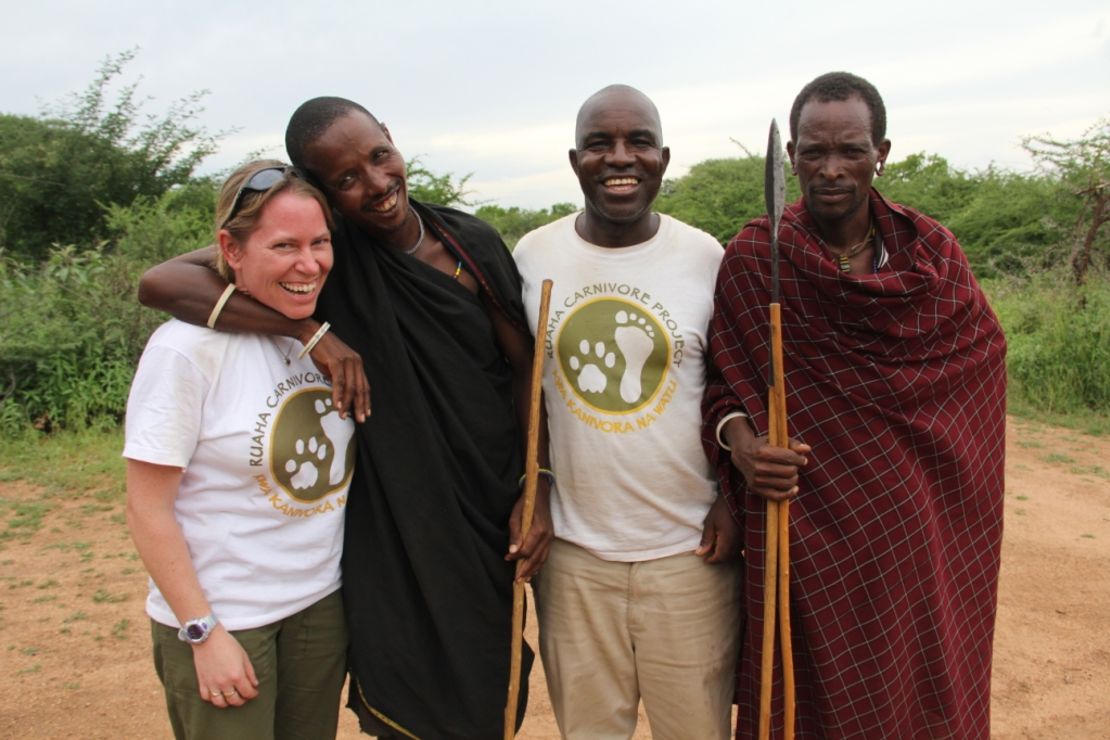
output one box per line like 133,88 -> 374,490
220,191 -> 333,321
301,111 -> 411,242
787,95 -> 890,231
570,87 -> 670,246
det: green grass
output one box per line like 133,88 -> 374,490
0,427 -> 125,494
92,589 -> 127,604
1071,465 -> 1110,480
1007,397 -> 1110,436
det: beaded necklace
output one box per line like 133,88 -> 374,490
833,224 -> 876,272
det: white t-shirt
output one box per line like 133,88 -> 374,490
124,320 -> 354,631
513,214 -> 723,561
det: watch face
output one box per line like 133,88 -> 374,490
185,623 -> 206,640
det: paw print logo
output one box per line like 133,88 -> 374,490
568,340 -> 616,394
285,436 -> 327,490
557,298 -> 668,413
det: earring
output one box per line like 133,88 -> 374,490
875,162 -> 885,176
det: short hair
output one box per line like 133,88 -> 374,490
789,72 -> 887,145
214,159 -> 334,281
285,96 -> 381,171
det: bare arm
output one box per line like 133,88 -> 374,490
126,460 -> 259,707
138,247 -> 305,336
489,302 -> 553,581
137,247 -> 370,422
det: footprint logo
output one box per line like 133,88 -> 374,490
315,398 -> 355,485
557,298 -> 668,413
270,389 -> 356,501
613,310 -> 655,404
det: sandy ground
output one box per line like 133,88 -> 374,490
1,416 -> 1108,739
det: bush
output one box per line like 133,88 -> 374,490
474,203 -> 578,248
0,184 -> 216,433
656,156 -> 802,245
988,267 -> 1110,417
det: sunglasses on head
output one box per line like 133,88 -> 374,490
221,166 -> 303,228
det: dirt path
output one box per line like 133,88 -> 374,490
1,416 -> 1107,738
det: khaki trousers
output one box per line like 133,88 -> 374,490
535,539 -> 741,740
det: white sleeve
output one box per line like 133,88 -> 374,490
123,343 -> 210,469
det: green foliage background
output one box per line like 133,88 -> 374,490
0,54 -> 1107,434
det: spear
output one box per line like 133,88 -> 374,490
504,279 -> 553,740
759,119 -> 795,740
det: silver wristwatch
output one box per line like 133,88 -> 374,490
178,614 -> 219,645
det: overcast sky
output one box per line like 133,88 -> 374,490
2,1 -> 1107,209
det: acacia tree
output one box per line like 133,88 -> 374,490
406,156 -> 475,207
0,49 -> 224,261
1024,118 -> 1110,287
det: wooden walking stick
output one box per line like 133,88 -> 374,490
759,120 -> 796,740
504,278 -> 553,740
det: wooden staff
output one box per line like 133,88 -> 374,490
759,120 -> 795,740
504,278 -> 553,740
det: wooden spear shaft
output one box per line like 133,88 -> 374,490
760,118 -> 795,740
504,279 -> 553,740
769,304 -> 795,740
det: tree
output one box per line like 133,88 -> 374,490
877,152 -> 976,225
406,157 -> 474,207
474,203 -> 577,248
655,156 -> 801,245
0,49 -> 223,261
1024,118 -> 1110,287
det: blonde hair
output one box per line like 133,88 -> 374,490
214,159 -> 334,281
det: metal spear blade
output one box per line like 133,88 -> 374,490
765,119 -> 785,305
765,119 -> 786,387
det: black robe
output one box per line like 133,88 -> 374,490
317,201 -> 533,738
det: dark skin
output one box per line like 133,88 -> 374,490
786,95 -> 891,276
138,113 -> 552,579
569,86 -> 670,248
568,86 -> 739,563
726,95 -> 891,500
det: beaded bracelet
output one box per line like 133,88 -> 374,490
297,321 -> 331,359
518,467 -> 556,489
206,284 -> 237,329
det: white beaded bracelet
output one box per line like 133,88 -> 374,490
297,322 -> 331,359
206,284 -> 237,329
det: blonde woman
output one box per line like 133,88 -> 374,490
125,160 -> 353,739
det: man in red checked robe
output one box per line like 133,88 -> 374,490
703,71 -> 1007,739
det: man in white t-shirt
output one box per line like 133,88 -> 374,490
513,84 -> 741,739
